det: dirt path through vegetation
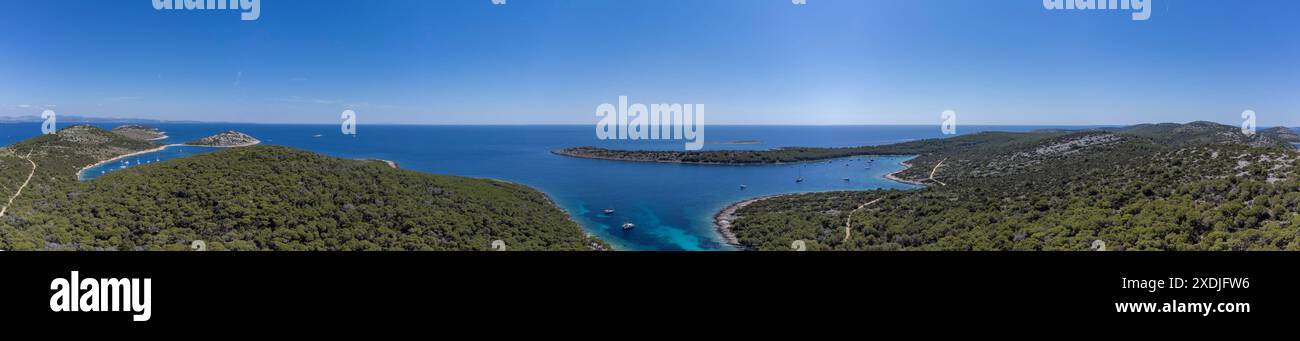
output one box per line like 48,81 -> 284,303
929,158 -> 947,186
1,151 -> 37,218
844,197 -> 884,242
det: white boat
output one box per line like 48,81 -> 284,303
603,208 -> 615,215
621,222 -> 636,230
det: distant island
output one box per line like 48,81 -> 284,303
186,130 -> 261,147
560,121 -> 1300,251
708,140 -> 762,145
111,125 -> 168,141
0,125 -> 605,251
0,114 -> 203,125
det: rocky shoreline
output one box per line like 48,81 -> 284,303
488,178 -> 612,251
712,195 -> 786,251
884,161 -> 927,186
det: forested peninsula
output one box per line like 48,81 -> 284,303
0,125 -> 605,251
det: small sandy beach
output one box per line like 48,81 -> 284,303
375,159 -> 398,169
884,161 -> 927,186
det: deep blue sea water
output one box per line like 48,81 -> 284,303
0,123 -> 1100,251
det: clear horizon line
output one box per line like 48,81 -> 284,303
1,115 -> 1293,127
48,122 -> 1300,128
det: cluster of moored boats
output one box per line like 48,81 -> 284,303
601,208 -> 635,230
102,156 -> 163,175
787,158 -> 877,184
600,158 -> 882,232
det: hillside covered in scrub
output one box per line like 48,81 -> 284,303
722,122 -> 1300,251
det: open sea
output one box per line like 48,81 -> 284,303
1,123 -> 1108,250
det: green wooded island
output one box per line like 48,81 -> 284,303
110,125 -> 168,141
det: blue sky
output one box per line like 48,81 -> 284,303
0,0 -> 1296,125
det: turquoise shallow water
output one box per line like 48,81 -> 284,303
80,145 -> 223,180
0,123 -> 1098,250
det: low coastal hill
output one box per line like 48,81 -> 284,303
0,125 -> 162,226
1101,121 -> 1297,147
4,125 -> 160,184
1261,126 -> 1300,143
